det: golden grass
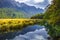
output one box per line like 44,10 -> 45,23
0,19 -> 43,34
0,19 -> 41,24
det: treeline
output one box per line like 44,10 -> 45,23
31,13 -> 44,19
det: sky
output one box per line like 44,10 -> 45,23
15,0 -> 53,9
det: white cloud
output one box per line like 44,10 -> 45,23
15,0 -> 27,3
34,0 -> 44,3
15,0 -> 44,3
15,0 -> 53,9
48,0 -> 53,4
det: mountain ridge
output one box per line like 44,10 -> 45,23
0,0 -> 44,18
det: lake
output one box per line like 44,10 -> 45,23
0,25 -> 50,40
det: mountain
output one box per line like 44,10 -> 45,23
16,3 -> 44,17
0,0 -> 16,8
0,0 -> 44,18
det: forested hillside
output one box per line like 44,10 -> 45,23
44,0 -> 60,25
0,8 -> 27,18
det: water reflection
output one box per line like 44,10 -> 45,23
12,25 -> 49,40
0,25 -> 49,40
